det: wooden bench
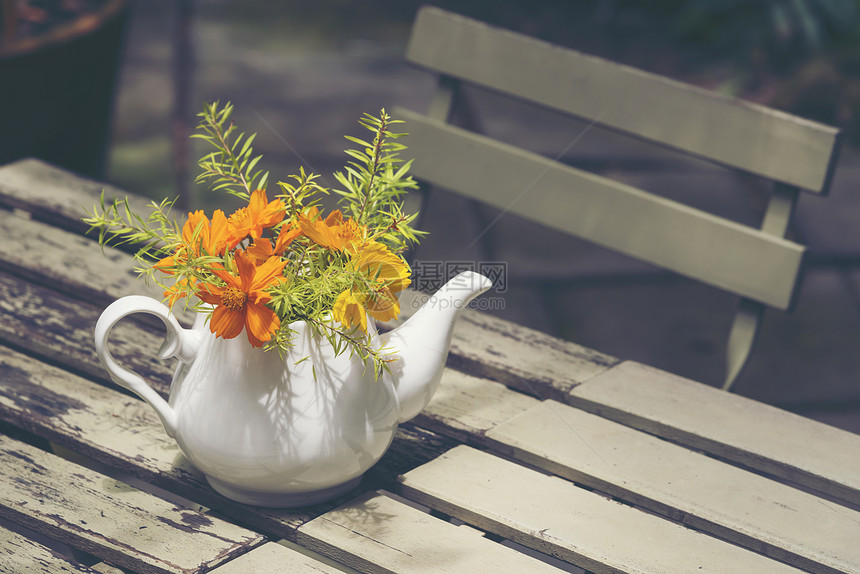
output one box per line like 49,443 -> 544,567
395,6 -> 843,390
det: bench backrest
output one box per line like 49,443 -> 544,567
397,6 -> 843,390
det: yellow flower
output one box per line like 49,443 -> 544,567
353,241 -> 411,295
332,241 -> 411,330
332,289 -> 367,333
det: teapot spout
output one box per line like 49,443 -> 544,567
381,270 -> 492,423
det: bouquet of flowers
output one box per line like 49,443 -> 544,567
85,102 -> 424,373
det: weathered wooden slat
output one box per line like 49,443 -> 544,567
484,400 -> 860,574
412,366 -> 537,443
396,109 -> 806,310
0,523 -> 99,573
404,360 -> 860,529
210,541 -> 349,573
0,269 -> 174,395
0,158 -> 150,235
0,435 -> 264,574
568,361 -> 860,508
297,491 -> 562,573
0,344 -> 453,542
398,289 -> 616,400
0,208 -> 184,316
399,446 -> 805,574
405,6 -> 841,193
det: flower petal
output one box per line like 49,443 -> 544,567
245,327 -> 267,349
246,189 -> 285,238
249,256 -> 287,291
333,289 -> 367,332
183,210 -> 207,243
324,210 -> 343,226
154,254 -> 178,275
233,250 -> 258,292
210,306 -> 245,339
244,300 -> 280,345
365,287 -> 400,323
248,189 -> 268,213
208,260 -> 241,289
196,282 -> 223,305
207,209 -> 229,255
246,240 -> 274,264
273,224 -> 301,254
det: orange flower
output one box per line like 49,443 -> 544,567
332,241 -> 411,330
163,277 -> 196,307
196,251 -> 287,347
298,207 -> 364,252
155,210 -> 229,307
155,209 -> 229,273
226,189 -> 286,249
245,223 -> 302,264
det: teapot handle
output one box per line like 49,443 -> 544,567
94,295 -> 200,437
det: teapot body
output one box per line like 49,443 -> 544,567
168,313 -> 399,506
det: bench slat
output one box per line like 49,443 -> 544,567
210,541 -> 349,573
485,400 -> 860,574
0,158 -> 150,234
397,109 -> 806,310
406,6 -> 841,193
297,492 -> 562,573
0,523 -> 98,573
399,445 -> 805,574
568,361 -> 860,508
0,269 -> 174,395
0,208 -> 190,321
0,435 -> 264,574
416,365 -> 860,518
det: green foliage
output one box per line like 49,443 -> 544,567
277,168 -> 328,215
192,101 -> 270,200
82,194 -> 180,262
333,110 -> 426,252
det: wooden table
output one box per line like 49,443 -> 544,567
1,158 -> 859,574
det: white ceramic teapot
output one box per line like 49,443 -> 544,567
94,270 -> 491,507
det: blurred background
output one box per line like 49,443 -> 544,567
4,0 -> 860,431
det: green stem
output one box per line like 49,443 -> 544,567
356,114 -> 387,224
211,118 -> 251,195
